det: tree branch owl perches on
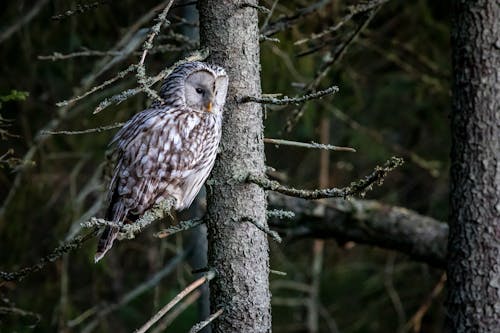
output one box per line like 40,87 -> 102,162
95,61 -> 229,262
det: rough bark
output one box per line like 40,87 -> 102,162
199,1 -> 271,333
447,1 -> 500,331
268,193 -> 448,268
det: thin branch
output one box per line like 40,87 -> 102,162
188,308 -> 224,333
56,64 -> 138,107
241,217 -> 282,243
93,49 -> 208,114
331,107 -> 441,177
149,291 -> 201,333
241,85 -> 338,105
83,197 -> 177,239
294,0 -> 390,46
267,209 -> 295,219
241,3 -> 271,13
264,138 -> 356,152
51,0 -> 111,20
284,7 -> 379,133
136,0 -> 175,102
405,273 -> 447,332
0,306 -> 41,326
0,0 -> 50,44
41,122 -> 124,136
249,156 -> 403,200
0,229 -> 98,282
71,249 -> 190,330
155,218 -> 204,238
261,0 -> 330,37
134,271 -> 216,333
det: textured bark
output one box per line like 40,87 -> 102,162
268,193 -> 448,268
199,1 -> 271,333
447,1 -> 500,332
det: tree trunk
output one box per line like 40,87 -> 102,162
199,1 -> 271,333
447,1 -> 500,331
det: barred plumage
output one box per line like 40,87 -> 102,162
95,61 -> 228,262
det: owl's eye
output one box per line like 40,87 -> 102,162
195,88 -> 204,95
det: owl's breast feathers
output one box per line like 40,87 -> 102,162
108,107 -> 222,219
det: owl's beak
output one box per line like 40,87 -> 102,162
206,101 -> 213,112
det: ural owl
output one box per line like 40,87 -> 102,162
95,61 -> 229,262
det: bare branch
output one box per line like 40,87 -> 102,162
268,193 -> 448,268
155,218 -> 204,238
241,85 -> 338,105
261,0 -> 330,37
284,7 -> 380,133
51,0 -> 111,20
0,229 -> 98,282
134,271 -> 216,333
70,249 -> 189,330
241,217 -> 282,243
264,138 -> 356,152
294,0 -> 390,46
56,64 -> 138,107
0,0 -> 50,44
188,308 -> 224,333
249,156 -> 403,200
41,122 -> 124,136
136,0 -> 175,102
93,49 -> 208,114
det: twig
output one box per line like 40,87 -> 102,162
41,122 -> 124,136
0,306 -> 41,326
241,217 -> 282,243
261,0 -> 330,37
188,308 -> 224,333
136,0 -> 175,102
51,0 -> 111,20
155,218 -> 204,238
56,64 -> 137,107
294,0 -> 390,46
0,0 -> 50,44
0,229 -> 98,282
241,3 -> 271,13
149,291 -> 202,333
264,138 -> 355,152
248,156 -> 404,200
71,249 -> 189,330
93,49 -> 208,114
284,7 -> 379,133
267,209 -> 295,219
405,273 -> 446,332
0,2 -> 171,218
134,271 -> 216,333
331,107 -> 441,177
270,269 -> 287,276
241,85 -> 338,105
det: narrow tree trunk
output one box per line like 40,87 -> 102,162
199,1 -> 271,333
447,1 -> 500,331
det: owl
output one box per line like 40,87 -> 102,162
95,61 -> 229,262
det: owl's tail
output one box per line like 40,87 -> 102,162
95,226 -> 119,262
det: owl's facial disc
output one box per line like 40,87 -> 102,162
185,70 -> 216,112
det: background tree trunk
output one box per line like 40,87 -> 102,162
447,0 -> 500,331
199,1 -> 271,333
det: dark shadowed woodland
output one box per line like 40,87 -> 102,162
0,0 -> 499,332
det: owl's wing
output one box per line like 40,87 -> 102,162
109,107 -> 213,217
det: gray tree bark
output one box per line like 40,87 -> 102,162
447,0 -> 500,331
199,1 -> 271,333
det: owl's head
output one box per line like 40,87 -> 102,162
160,61 -> 228,115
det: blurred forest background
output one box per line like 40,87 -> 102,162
1,0 -> 451,332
